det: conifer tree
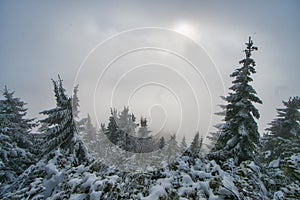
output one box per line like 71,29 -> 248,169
39,76 -> 88,165
190,132 -> 203,156
159,136 -> 166,149
118,106 -> 138,134
105,108 -> 120,145
212,37 -> 262,164
166,134 -> 179,161
261,97 -> 300,198
206,97 -> 226,150
206,124 -> 223,150
266,96 -> 300,139
137,117 -> 151,138
80,114 -> 97,142
180,136 -> 187,153
262,96 -> 300,161
135,117 -> 153,153
78,114 -> 99,156
0,86 -> 36,184
118,107 -> 129,127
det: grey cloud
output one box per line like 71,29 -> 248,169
0,1 -> 299,144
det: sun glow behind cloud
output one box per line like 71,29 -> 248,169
173,22 -> 199,40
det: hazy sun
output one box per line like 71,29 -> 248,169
173,22 -> 197,39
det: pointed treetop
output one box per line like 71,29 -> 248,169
244,36 -> 258,59
4,85 -> 8,93
110,107 -> 117,117
3,85 -> 14,98
284,96 -> 300,108
140,117 -> 148,127
131,113 -> 136,122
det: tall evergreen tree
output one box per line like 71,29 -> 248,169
136,117 -> 153,153
80,114 -> 97,142
0,86 -> 36,184
78,114 -> 100,156
105,108 -> 120,145
159,136 -> 166,149
165,134 -> 179,162
180,136 -> 187,153
190,132 -> 203,156
115,106 -> 127,134
260,97 -> 300,198
266,96 -> 300,139
39,76 -> 88,165
206,97 -> 226,150
262,96 -> 300,161
137,117 -> 151,138
104,108 -> 156,153
212,37 -> 262,164
117,107 -> 138,150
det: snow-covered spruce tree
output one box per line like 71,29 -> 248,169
118,106 -> 138,136
79,114 -> 97,143
266,96 -> 300,138
104,108 -> 119,145
159,136 -> 166,149
104,107 -> 138,145
206,97 -> 226,150
0,86 -> 36,184
102,108 -> 128,165
78,113 -> 102,158
206,123 -> 223,151
166,134 -> 179,162
211,37 -> 262,164
180,136 -> 187,153
262,96 -> 300,162
39,76 -> 89,165
0,78 -> 92,199
189,132 -> 203,157
135,117 -> 154,153
104,108 -> 130,151
104,108 -> 131,150
260,97 -> 300,198
118,107 -> 139,152
137,117 -> 151,138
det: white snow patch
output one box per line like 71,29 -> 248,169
264,150 -> 271,158
182,174 -> 194,186
248,161 -> 260,174
274,191 -> 285,200
192,170 -> 212,180
143,185 -> 167,200
76,165 -> 86,174
68,178 -> 81,191
81,174 -> 97,190
157,178 -> 172,189
45,162 -> 58,175
43,172 -> 64,197
107,175 -> 119,184
238,124 -> 247,136
179,197 -> 189,200
90,191 -> 102,200
226,136 -> 238,148
290,154 -> 300,164
70,193 -> 87,200
178,186 -> 195,196
221,176 -> 240,199
199,181 -> 210,194
268,158 -> 280,168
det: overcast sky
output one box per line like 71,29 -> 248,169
1,1 -> 299,144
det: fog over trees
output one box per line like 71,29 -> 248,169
0,38 -> 299,199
